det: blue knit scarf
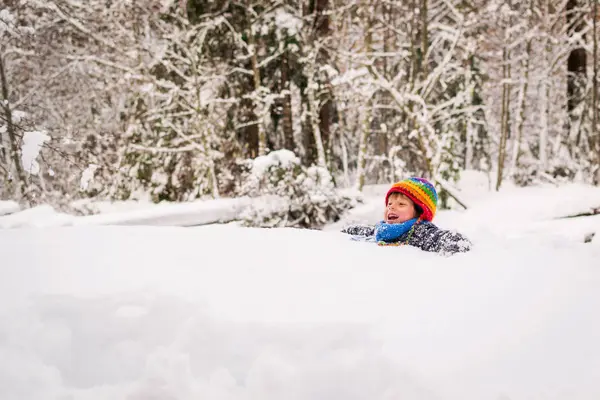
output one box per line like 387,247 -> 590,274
375,218 -> 418,243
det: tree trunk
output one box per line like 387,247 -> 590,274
496,46 -> 511,191
593,0 -> 598,139
592,0 -> 600,184
248,30 -> 267,156
566,0 -> 587,143
341,133 -> 350,187
355,105 -> 370,190
300,81 -> 316,166
313,0 -> 330,35
306,57 -> 327,168
509,35 -> 532,177
241,104 -> 260,158
409,0 -> 418,89
0,123 -> 6,165
301,0 -> 330,168
280,52 -> 295,151
0,53 -> 28,200
412,0 -> 433,176
421,0 -> 428,77
314,0 -> 331,162
465,119 -> 473,170
318,99 -> 331,161
355,6 -> 373,191
379,2 -> 391,160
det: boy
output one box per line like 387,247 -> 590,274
342,177 -> 472,256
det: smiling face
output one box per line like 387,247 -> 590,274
384,192 -> 418,224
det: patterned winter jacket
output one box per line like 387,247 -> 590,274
341,221 -> 472,256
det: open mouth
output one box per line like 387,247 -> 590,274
387,212 -> 399,221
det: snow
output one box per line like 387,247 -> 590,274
1,179 -> 600,398
0,200 -> 19,217
0,205 -> 75,228
1,223 -> 600,400
11,110 -> 27,123
329,175 -> 600,246
0,9 -> 15,36
331,67 -> 370,87
70,198 -> 154,215
1,171 -> 599,238
139,83 -> 154,93
73,197 -> 251,227
251,149 -> 300,177
21,130 -> 50,175
80,164 -> 98,190
200,81 -> 221,106
2,170 -> 599,238
0,197 -> 252,229
273,9 -> 302,36
440,181 -> 600,244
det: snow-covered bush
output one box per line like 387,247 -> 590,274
238,150 -> 357,229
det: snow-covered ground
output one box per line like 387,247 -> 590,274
0,200 -> 19,217
2,224 -> 600,400
2,177 -> 600,399
0,197 -> 252,229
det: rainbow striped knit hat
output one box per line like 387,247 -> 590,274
385,177 -> 438,221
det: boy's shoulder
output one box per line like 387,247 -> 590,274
415,220 -> 436,228
414,220 -> 457,233
410,220 -> 472,254
409,220 -> 438,234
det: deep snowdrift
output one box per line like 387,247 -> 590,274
1,225 -> 599,400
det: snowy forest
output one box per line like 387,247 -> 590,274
2,0 -> 600,228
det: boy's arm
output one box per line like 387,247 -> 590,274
413,223 -> 472,255
341,224 -> 376,237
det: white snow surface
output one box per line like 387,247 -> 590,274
1,223 -> 600,400
0,197 -> 252,229
0,200 -> 19,216
73,197 -> 251,227
0,205 -> 75,228
2,177 -> 600,398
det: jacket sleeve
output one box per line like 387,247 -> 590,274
341,224 -> 376,237
411,223 -> 472,255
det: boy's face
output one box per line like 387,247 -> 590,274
384,192 -> 417,224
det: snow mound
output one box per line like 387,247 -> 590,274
1,226 -> 599,400
0,205 -> 75,228
0,198 -> 252,228
74,197 -> 251,227
0,201 -> 19,217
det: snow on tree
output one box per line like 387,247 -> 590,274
238,149 -> 356,228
